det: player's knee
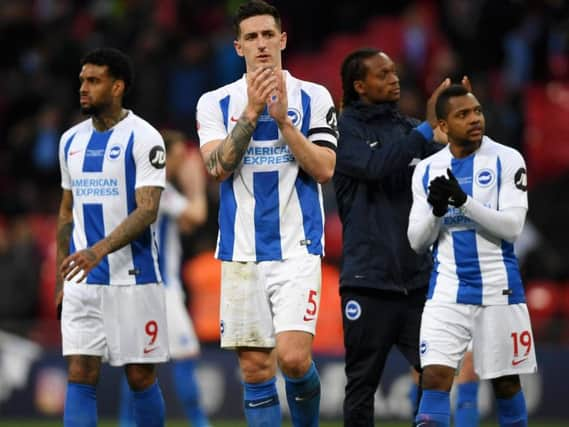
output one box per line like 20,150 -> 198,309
239,355 -> 275,383
421,365 -> 455,391
278,350 -> 311,378
492,375 -> 521,399
67,357 -> 100,385
125,364 -> 157,391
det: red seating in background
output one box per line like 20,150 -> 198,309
183,251 -> 221,343
312,263 -> 344,355
525,280 -> 560,339
324,212 -> 343,263
525,83 -> 569,187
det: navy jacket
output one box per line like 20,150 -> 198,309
333,101 -> 441,293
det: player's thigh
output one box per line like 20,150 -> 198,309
473,303 -> 537,379
267,254 -> 321,336
103,284 -> 169,366
164,287 -> 200,358
419,301 -> 472,370
61,282 -> 106,358
220,261 -> 274,348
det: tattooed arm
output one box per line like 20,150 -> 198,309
60,186 -> 162,282
55,189 -> 74,308
199,67 -> 277,181
200,115 -> 256,181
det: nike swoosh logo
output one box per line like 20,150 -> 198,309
69,150 -> 82,156
230,116 -> 239,122
248,398 -> 273,408
512,358 -> 528,366
143,347 -> 157,354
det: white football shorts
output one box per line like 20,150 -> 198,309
220,254 -> 321,349
164,285 -> 200,359
61,282 -> 169,366
419,300 -> 538,379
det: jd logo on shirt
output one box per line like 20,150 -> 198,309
149,146 -> 166,169
515,167 -> 527,191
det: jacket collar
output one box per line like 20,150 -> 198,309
343,100 -> 400,121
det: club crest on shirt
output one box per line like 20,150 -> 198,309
287,108 -> 302,127
475,168 -> 495,187
107,144 -> 122,161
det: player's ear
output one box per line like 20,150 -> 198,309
353,80 -> 365,96
438,119 -> 448,134
280,31 -> 287,51
234,39 -> 244,57
112,79 -> 125,97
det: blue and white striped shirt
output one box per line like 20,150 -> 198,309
59,111 -> 165,285
197,71 -> 338,261
409,136 -> 528,305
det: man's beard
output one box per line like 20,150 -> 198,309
80,104 -> 101,116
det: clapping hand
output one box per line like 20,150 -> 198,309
428,169 -> 467,211
428,176 -> 450,217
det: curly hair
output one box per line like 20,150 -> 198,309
80,47 -> 134,95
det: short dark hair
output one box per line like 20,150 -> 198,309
80,47 -> 134,95
233,0 -> 281,38
340,48 -> 381,108
435,84 -> 470,119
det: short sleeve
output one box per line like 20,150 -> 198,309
306,85 -> 338,149
59,131 -> 73,190
498,149 -> 528,210
133,126 -> 166,189
196,91 -> 228,146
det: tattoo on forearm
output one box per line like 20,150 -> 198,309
56,221 -> 72,290
208,117 -> 255,176
103,187 -> 161,254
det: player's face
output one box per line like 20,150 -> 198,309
166,140 -> 186,180
78,64 -> 120,115
234,15 -> 286,72
439,94 -> 486,146
355,53 -> 400,104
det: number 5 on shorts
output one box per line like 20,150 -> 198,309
303,290 -> 318,322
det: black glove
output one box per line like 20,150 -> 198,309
427,176 -> 450,217
429,169 -> 468,207
444,169 -> 467,206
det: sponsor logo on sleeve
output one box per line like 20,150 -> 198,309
326,107 -> 338,134
514,167 -> 527,191
149,146 -> 166,169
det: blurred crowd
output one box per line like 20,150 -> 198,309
1,0 -> 568,345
